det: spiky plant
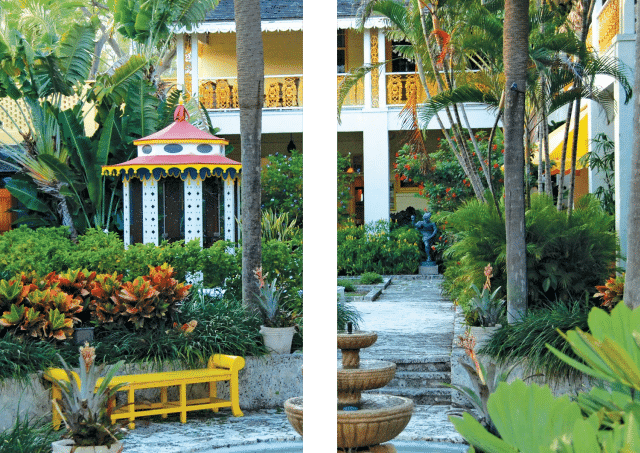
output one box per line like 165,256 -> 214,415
48,343 -> 125,447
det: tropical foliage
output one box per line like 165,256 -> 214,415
338,220 -> 422,275
261,151 -> 302,225
438,194 -> 617,312
452,303 -> 640,453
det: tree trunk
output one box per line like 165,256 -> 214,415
567,94 -> 582,214
557,101 -> 573,210
624,0 -> 640,309
503,0 -> 529,323
235,0 -> 264,318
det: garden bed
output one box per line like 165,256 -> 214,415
0,353 -> 303,431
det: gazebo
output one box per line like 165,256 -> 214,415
102,105 -> 241,247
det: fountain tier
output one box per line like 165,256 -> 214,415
337,360 -> 396,407
337,395 -> 413,449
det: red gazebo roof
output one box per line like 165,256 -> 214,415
133,119 -> 229,145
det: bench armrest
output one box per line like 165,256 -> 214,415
208,354 -> 245,373
44,368 -> 81,387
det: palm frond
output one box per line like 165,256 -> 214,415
418,85 -> 499,129
57,22 -> 95,89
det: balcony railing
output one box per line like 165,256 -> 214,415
197,75 -> 302,110
337,74 -> 365,106
598,0 -> 619,51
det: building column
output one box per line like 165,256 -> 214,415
377,30 -> 386,109
363,113 -> 390,223
184,176 -> 203,247
224,177 -> 236,243
177,34 -> 185,90
142,177 -> 159,245
363,29 -> 372,109
123,177 -> 130,247
613,34 -> 635,265
587,101 -> 613,195
190,33 -> 199,99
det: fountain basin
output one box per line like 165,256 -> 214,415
284,396 -> 303,437
337,331 -> 378,350
337,394 -> 414,449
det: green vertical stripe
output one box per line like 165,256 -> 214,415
303,0 -> 337,453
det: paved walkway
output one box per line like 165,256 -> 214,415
120,276 -> 465,451
348,276 -> 466,444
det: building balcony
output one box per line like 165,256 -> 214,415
598,0 -> 619,51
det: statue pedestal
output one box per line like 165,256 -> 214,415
419,264 -> 438,276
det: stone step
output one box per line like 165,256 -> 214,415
389,357 -> 451,373
365,387 -> 451,406
389,371 -> 450,389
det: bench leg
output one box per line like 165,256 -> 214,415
230,374 -> 243,417
51,385 -> 62,430
209,381 -> 218,412
127,388 -> 135,430
180,383 -> 187,423
161,387 -> 168,419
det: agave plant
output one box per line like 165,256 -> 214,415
48,343 -> 125,447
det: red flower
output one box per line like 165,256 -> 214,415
451,192 -> 457,198
431,246 -> 436,250
393,163 -> 398,169
404,164 -> 411,170
492,144 -> 497,150
446,187 -> 451,193
395,152 -> 399,157
400,175 -> 406,181
413,155 -> 418,159
501,149 -> 505,154
493,163 -> 499,168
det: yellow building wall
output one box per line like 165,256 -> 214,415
199,30 -> 303,79
345,29 -> 363,72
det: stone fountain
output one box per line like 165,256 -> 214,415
284,323 -> 413,452
337,323 -> 413,452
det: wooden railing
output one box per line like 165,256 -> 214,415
598,0 -> 619,51
196,75 -> 303,110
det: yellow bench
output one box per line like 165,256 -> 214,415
45,354 -> 244,429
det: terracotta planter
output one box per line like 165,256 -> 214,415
260,326 -> 296,354
51,439 -> 123,453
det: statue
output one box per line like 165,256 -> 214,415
413,212 -> 438,266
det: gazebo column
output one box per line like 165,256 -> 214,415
224,177 -> 236,242
143,177 -> 159,245
184,176 -> 203,246
123,177 -> 130,246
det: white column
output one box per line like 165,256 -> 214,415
236,178 -> 242,239
184,176 -> 203,247
614,35 -> 635,266
191,32 -> 199,99
142,178 -> 159,245
224,177 -> 236,242
620,0 -> 634,34
587,100 -> 613,194
377,30 -> 386,109
363,112 -> 390,223
363,29 -> 372,109
123,177 -> 130,247
177,34 -> 185,89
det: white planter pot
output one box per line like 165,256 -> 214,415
52,439 -> 123,453
260,326 -> 296,354
469,325 -> 502,351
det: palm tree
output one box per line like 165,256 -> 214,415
503,0 -> 528,323
234,0 -> 264,317
623,0 -> 640,310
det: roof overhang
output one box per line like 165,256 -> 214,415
175,19 -> 303,34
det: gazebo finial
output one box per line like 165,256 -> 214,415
174,96 -> 189,122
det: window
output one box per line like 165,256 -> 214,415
337,29 -> 346,73
391,40 -> 416,73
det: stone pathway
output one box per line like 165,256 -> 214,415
346,275 -> 466,444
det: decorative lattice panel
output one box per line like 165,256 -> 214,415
142,178 -> 159,245
224,178 -> 235,243
184,176 -> 203,247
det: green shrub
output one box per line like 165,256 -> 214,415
0,415 -> 61,453
337,279 -> 356,292
438,194 -> 617,310
261,150 -> 302,224
480,298 -> 591,381
359,272 -> 383,285
0,226 -> 73,276
337,221 -> 422,275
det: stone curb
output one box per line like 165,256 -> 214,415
365,276 -> 393,301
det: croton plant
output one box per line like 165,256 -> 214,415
0,264 -> 191,340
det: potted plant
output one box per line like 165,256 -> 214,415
254,267 -> 297,354
467,264 -> 504,348
48,342 -> 126,453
